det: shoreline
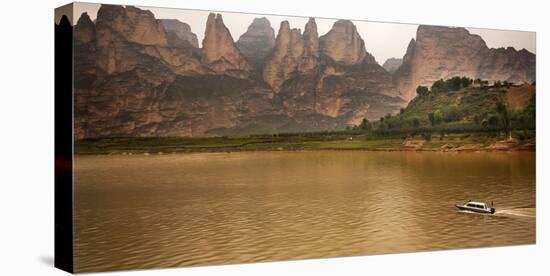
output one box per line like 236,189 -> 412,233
74,133 -> 535,155
74,142 -> 535,156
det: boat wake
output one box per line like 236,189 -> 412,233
456,204 -> 536,218
494,206 -> 536,218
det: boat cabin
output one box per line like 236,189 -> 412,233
465,201 -> 489,209
455,200 -> 495,214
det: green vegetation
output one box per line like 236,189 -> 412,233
430,76 -> 473,93
416,86 -> 429,96
347,77 -> 535,137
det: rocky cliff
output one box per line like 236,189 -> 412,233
394,25 -> 536,101
74,7 -> 406,138
72,5 -> 533,139
266,19 -> 404,125
263,20 -> 310,93
91,4 -> 206,76
74,5 -> 271,139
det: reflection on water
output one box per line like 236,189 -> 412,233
74,151 -> 535,272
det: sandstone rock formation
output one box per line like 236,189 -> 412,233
202,13 -> 252,75
74,7 -> 405,138
263,20 -> 308,93
392,39 -> 416,101
94,5 -> 169,74
262,18 -> 323,92
160,19 -> 199,48
394,25 -> 536,101
91,5 -> 206,76
319,20 -> 373,65
478,47 -> 535,83
74,6 -> 269,139
97,5 -> 168,46
236,17 -> 275,69
382,58 -> 402,74
266,19 -> 404,124
298,18 -> 320,72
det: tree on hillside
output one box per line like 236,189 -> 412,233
496,101 -> 512,139
442,105 -> 461,122
430,77 -> 473,93
487,114 -> 500,127
460,77 -> 473,88
428,112 -> 436,126
474,78 -> 489,88
447,77 -> 463,91
416,85 -> 429,96
411,118 -> 420,128
431,79 -> 447,93
359,118 -> 372,131
428,110 -> 443,126
434,110 -> 443,125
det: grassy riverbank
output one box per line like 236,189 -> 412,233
75,131 -> 535,155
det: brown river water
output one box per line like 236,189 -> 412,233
74,151 -> 535,272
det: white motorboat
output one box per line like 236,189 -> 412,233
455,201 -> 495,214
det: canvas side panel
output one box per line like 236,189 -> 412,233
54,3 -> 74,273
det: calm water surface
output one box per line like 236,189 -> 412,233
74,151 -> 535,272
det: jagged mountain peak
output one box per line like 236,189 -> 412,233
303,18 -> 318,38
160,19 -> 199,48
319,19 -> 368,65
249,17 -> 271,28
75,12 -> 96,43
263,19 -> 317,92
304,18 -> 318,35
96,4 -> 168,46
236,17 -> 276,69
202,13 -> 252,74
394,25 -> 535,101
77,12 -> 93,25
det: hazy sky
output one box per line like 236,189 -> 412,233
67,3 -> 536,64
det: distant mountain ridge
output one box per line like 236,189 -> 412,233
382,58 -> 402,73
68,4 -> 535,139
